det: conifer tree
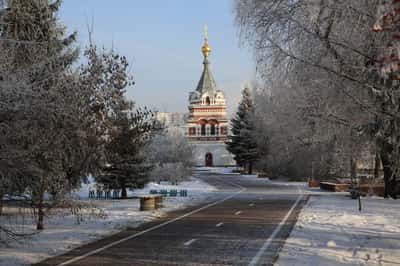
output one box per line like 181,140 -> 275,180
0,0 -> 84,230
227,88 -> 259,174
81,45 -> 163,199
96,107 -> 163,198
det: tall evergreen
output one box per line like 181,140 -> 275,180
227,88 -> 258,174
1,0 -> 78,73
0,0 -> 81,230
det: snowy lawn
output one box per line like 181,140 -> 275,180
276,194 -> 400,266
0,177 -> 216,266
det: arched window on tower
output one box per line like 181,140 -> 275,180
206,96 -> 210,105
201,124 -> 206,136
210,124 -> 216,135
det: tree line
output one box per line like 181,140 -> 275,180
0,0 -> 193,237
229,0 -> 400,198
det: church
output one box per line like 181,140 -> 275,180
185,29 -> 235,166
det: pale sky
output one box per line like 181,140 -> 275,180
59,0 -> 255,114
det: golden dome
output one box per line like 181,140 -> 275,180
202,39 -> 211,57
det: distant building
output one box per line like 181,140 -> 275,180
156,112 -> 187,127
185,28 -> 235,166
155,112 -> 187,136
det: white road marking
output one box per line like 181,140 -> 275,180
248,187 -> 304,266
183,238 -> 197,246
214,176 -> 246,190
57,178 -> 246,266
249,203 -> 255,207
235,211 -> 242,215
216,222 -> 224,227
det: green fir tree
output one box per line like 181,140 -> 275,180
96,107 -> 164,198
227,88 -> 259,174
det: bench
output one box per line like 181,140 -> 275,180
149,189 -> 188,197
89,190 -> 120,199
320,182 -> 350,192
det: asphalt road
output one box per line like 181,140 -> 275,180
36,170 -> 307,266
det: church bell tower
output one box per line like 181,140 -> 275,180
186,26 -> 234,166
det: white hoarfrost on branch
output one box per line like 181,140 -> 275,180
147,128 -> 194,185
233,0 -> 400,196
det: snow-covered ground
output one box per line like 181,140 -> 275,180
0,177 -> 216,266
4,167 -> 399,266
276,195 -> 400,266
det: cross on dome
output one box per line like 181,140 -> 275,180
197,25 -> 217,94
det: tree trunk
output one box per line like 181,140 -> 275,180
382,164 -> 392,198
374,151 -> 380,180
242,162 -> 247,173
121,186 -> 127,199
311,160 -> 314,181
36,187 -> 45,230
248,161 -> 253,175
390,175 -> 397,199
380,148 -> 393,198
350,157 -> 357,181
0,195 -> 3,216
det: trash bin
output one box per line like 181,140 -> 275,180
140,195 -> 156,211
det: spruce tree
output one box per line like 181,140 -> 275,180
0,0 -> 82,230
96,107 -> 163,198
227,88 -> 258,174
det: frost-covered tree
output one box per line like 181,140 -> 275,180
81,45 -> 164,198
147,128 -> 194,184
0,0 -> 84,230
0,0 -> 131,232
372,0 -> 400,198
77,45 -> 136,181
233,0 -> 400,193
227,88 -> 259,174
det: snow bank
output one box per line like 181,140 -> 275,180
196,166 -> 240,175
241,174 -> 260,178
71,176 -> 216,200
276,195 -> 400,266
0,177 -> 216,266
